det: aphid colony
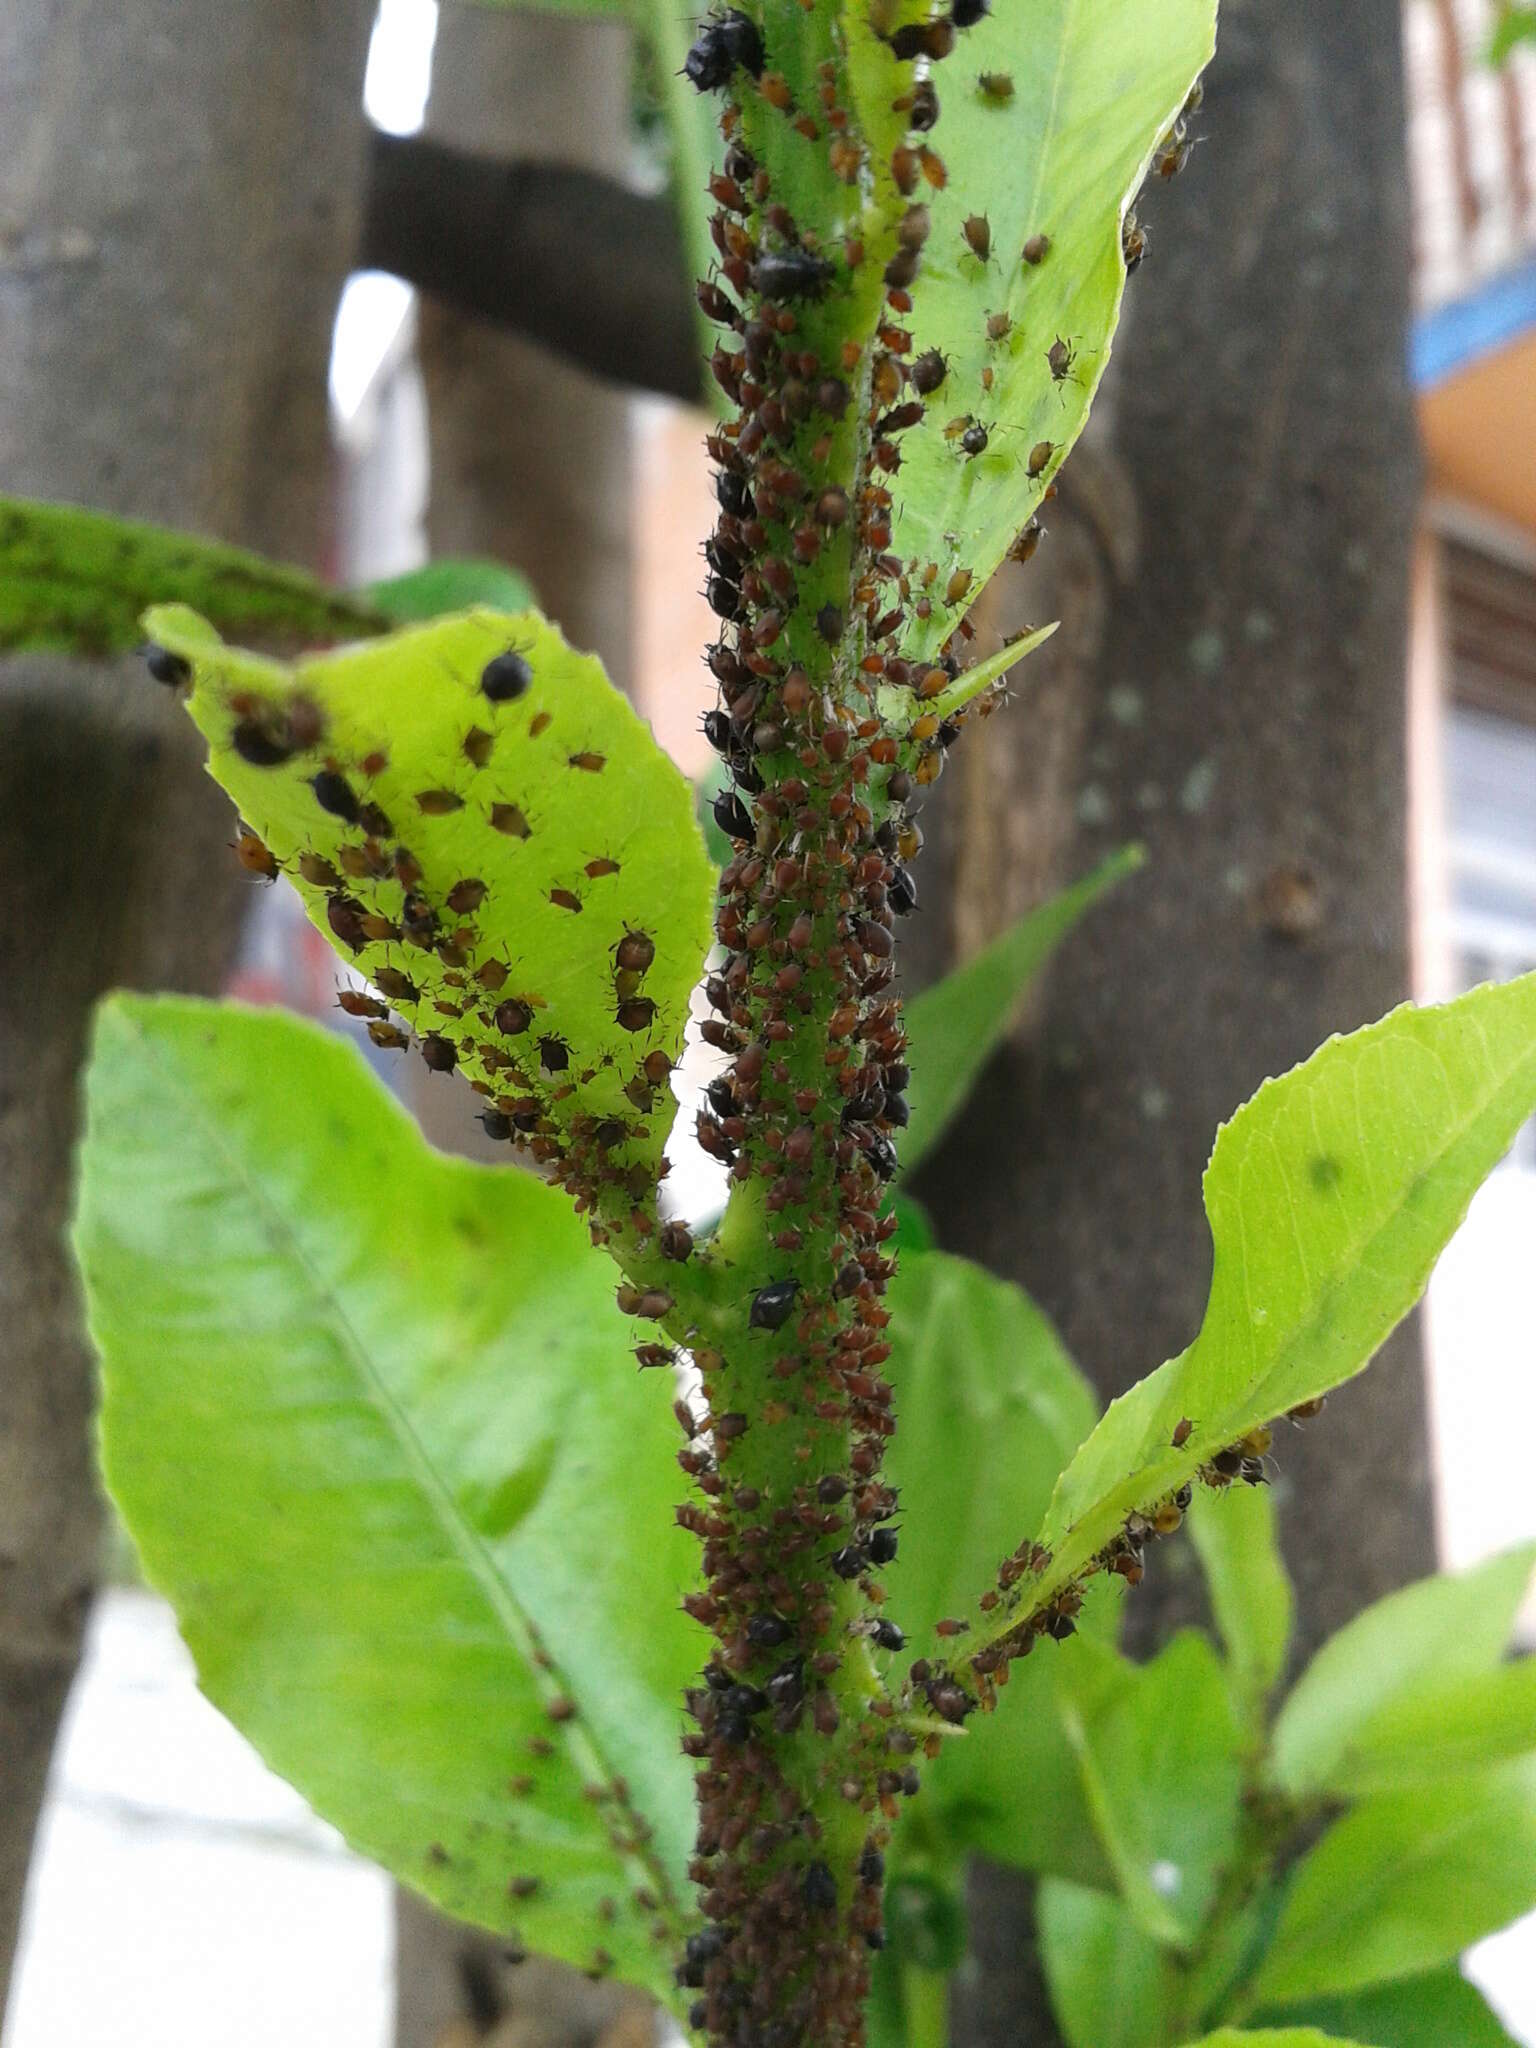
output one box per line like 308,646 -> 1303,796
162,636 -> 689,1241
659,10 -> 1208,2039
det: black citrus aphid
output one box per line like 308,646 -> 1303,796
859,1846 -> 885,1886
831,1544 -> 867,1580
713,789 -> 753,842
888,864 -> 918,915
952,0 -> 988,23
143,643 -> 191,688
803,1862 -> 838,1912
702,708 -> 733,756
538,1035 -> 570,1073
871,1618 -> 905,1651
962,421 -> 990,457
231,718 -> 293,768
616,997 -> 657,1032
751,248 -> 835,301
747,1613 -> 792,1648
749,1277 -> 800,1330
311,770 -> 360,823
883,1091 -> 910,1128
683,8 -> 764,89
481,651 -> 532,702
869,1527 -> 899,1565
495,998 -> 532,1035
479,1109 -> 513,1142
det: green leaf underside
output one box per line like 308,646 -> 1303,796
77,998 -> 702,2002
1250,1757 -> 1536,2006
364,559 -> 537,623
1005,975 -> 1536,1638
901,846 -> 1143,1174
1038,1878 -> 1172,2048
147,603 -> 715,1182
0,495 -> 387,656
881,1249 -> 1112,1887
1055,1632 -> 1243,1946
1187,1485 -> 1293,1729
882,0 -> 1218,665
1267,1546 -> 1536,1800
1258,1968 -> 1521,2048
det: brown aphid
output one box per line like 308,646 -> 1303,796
1171,1416 -> 1193,1448
234,830 -> 278,881
336,989 -> 388,1020
910,347 -> 948,397
420,1033 -> 457,1073
367,1021 -> 410,1051
549,887 -> 582,913
1047,335 -> 1076,381
392,847 -> 423,888
616,997 -> 657,1033
986,310 -> 1012,342
1288,1395 -> 1327,1423
529,711 -> 552,738
961,214 -> 991,262
374,967 -> 418,1004
490,803 -> 532,839
1027,439 -> 1055,477
415,788 -> 463,816
297,852 -> 340,889
978,70 -> 1014,102
495,997 -> 533,1036
616,930 -> 655,974
1022,231 -> 1051,265
586,857 -> 621,878
446,878 -> 487,916
569,751 -> 606,773
475,958 -> 509,991
1009,520 -> 1045,563
462,726 -> 494,769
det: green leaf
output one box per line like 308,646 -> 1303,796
1258,1968 -> 1521,2048
878,0 -> 1217,665
901,847 -> 1142,1174
881,1248 -> 1110,1887
1249,1758 -> 1536,2006
1187,1485 -> 1293,1733
364,558 -> 536,623
1054,1632 -> 1244,1945
147,603 -> 716,1190
978,975 -> 1536,1655
0,495 -> 386,655
1267,1546 -> 1536,1801
1489,6 -> 1536,64
1176,2035 -> 1373,2048
1037,1879 -> 1175,2048
1314,1656 -> 1536,1798
76,997 -> 701,2002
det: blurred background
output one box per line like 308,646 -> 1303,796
2,0 -> 1534,2044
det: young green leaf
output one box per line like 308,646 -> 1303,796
1257,1967 -> 1521,2048
76,997 -> 701,2004
1248,1758 -> 1536,2006
1266,1546 -> 1536,1801
881,1249 -> 1111,1888
960,974 -> 1536,1665
1187,1486 -> 1294,1734
1054,1632 -> 1244,1946
0,494 -> 387,655
871,0 -> 1217,665
900,847 -> 1143,1174
363,558 -> 536,622
1037,1878 -> 1175,2048
1489,5 -> 1536,64
145,602 -> 715,1196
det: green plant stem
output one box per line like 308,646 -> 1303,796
901,1964 -> 950,2048
1162,1782 -> 1298,2039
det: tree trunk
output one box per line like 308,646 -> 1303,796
909,4 -> 1429,2041
391,12 -> 646,2046
0,0 -> 373,2019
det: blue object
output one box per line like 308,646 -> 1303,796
1412,254 -> 1536,387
